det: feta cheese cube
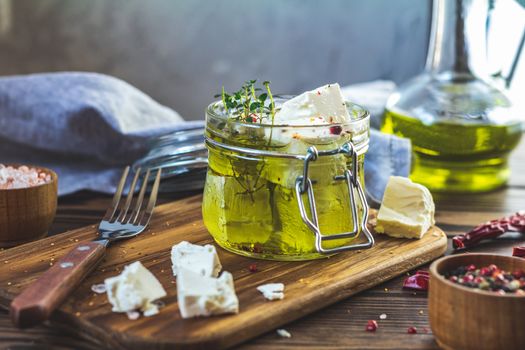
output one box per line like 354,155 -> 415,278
104,261 -> 166,316
274,83 -> 350,125
375,176 -> 435,239
176,268 -> 239,318
171,241 -> 222,278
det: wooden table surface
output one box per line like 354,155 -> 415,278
1,140 -> 524,350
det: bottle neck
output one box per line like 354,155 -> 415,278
425,0 -> 490,79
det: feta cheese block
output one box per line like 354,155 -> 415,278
257,283 -> 285,301
375,176 -> 435,239
176,268 -> 239,318
269,83 -> 351,145
171,241 -> 222,277
104,261 -> 167,316
274,83 -> 350,125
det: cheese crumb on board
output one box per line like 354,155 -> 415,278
171,241 -> 222,277
375,176 -> 435,239
104,261 -> 167,317
276,329 -> 292,338
257,283 -> 285,300
177,268 -> 239,318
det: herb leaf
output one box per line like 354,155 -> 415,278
216,80 -> 276,123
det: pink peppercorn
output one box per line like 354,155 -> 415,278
480,267 -> 491,276
473,277 -> 484,284
249,264 -> 258,273
407,326 -> 417,334
463,274 -> 474,283
365,320 -> 378,332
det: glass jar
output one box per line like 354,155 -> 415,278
202,97 -> 374,261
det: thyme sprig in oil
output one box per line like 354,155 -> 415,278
215,80 -> 276,124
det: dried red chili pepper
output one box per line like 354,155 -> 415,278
513,246 -> 525,258
452,211 -> 525,250
403,270 -> 430,291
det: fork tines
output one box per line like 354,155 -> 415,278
103,166 -> 161,227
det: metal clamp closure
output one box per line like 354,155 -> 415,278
295,142 -> 374,254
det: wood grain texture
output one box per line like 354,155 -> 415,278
0,166 -> 58,247
0,200 -> 446,349
10,240 -> 107,328
429,254 -> 525,350
0,140 -> 523,349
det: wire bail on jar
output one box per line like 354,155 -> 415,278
295,142 -> 374,254
204,137 -> 374,254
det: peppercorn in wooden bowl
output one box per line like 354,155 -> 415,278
0,164 -> 58,247
429,254 -> 525,350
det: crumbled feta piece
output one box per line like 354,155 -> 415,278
375,176 -> 435,239
177,268 -> 239,318
104,261 -> 166,316
257,283 -> 285,300
276,329 -> 292,338
171,241 -> 222,277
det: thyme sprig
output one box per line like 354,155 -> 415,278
215,80 -> 276,124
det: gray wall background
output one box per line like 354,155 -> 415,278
0,0 -> 431,120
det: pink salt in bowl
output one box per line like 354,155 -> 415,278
0,164 -> 58,247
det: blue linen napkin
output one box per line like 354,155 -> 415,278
341,81 -> 412,205
0,72 -> 410,203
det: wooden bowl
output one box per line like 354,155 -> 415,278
0,166 -> 58,247
429,254 -> 525,350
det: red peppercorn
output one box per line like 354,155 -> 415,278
467,264 -> 476,271
488,264 -> 498,273
493,273 -> 506,282
329,125 -> 342,135
249,263 -> 258,273
365,320 -> 378,332
463,274 -> 474,283
473,276 -> 484,284
513,246 -> 525,258
480,267 -> 491,276
513,270 -> 525,279
407,326 -> 417,334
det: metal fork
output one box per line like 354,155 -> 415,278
10,166 -> 161,328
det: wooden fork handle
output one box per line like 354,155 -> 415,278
10,240 -> 107,328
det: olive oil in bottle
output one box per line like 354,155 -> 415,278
382,108 -> 522,192
382,0 -> 523,192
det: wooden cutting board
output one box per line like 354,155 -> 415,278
0,195 -> 447,349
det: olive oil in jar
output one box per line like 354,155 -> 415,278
382,108 -> 522,192
202,149 -> 365,260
